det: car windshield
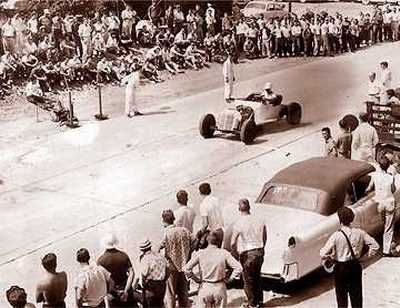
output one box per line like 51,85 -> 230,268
261,185 -> 320,212
245,2 -> 266,10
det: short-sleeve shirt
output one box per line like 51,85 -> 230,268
140,251 -> 167,282
232,214 -> 265,254
174,205 -> 196,233
74,264 -> 111,307
97,248 -> 132,289
199,195 -> 224,230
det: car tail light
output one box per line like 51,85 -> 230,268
288,236 -> 296,248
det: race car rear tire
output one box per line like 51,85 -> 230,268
199,114 -> 216,138
287,102 -> 302,125
240,119 -> 257,144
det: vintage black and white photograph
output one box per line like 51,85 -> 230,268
0,0 -> 400,307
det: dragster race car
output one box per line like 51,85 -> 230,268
199,89 -> 302,144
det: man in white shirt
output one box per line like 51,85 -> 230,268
367,72 -> 381,102
74,248 -> 113,308
231,199 -> 267,308
121,66 -> 142,117
174,190 -> 196,233
2,18 -> 16,54
222,53 -> 235,103
320,207 -> 379,308
351,112 -> 379,162
380,61 -> 392,92
366,157 -> 396,256
199,182 -> 224,247
78,18 -> 92,61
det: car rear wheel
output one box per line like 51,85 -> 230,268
199,114 -> 216,138
287,102 -> 302,125
240,119 -> 257,144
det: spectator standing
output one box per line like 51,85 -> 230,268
222,53 -> 235,103
28,13 -> 39,43
74,248 -> 113,308
184,231 -> 242,308
366,157 -> 396,256
321,18 -> 331,56
121,66 -> 142,117
6,286 -> 36,308
222,12 -> 231,33
367,72 -> 381,102
97,234 -> 138,307
51,16 -> 64,51
311,18 -> 321,56
337,118 -> 352,159
107,11 -> 120,38
351,112 -> 379,162
12,14 -> 27,56
231,199 -> 267,308
322,127 -> 338,157
205,3 -> 216,35
78,18 -> 92,62
2,18 -> 16,54
35,253 -> 68,308
379,61 -> 392,104
261,24 -> 272,58
199,182 -> 224,247
159,209 -> 192,308
139,239 -> 168,308
174,190 -> 196,233
320,207 -> 379,308
121,5 -> 137,43
38,9 -> 52,34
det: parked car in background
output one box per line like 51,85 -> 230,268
240,0 -> 288,19
223,158 -> 400,283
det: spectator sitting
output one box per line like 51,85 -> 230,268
97,57 -> 112,83
106,33 -> 120,57
142,59 -> 162,83
387,89 -> 400,105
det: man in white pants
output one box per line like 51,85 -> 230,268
351,112 -> 379,163
222,53 -> 235,103
366,156 -> 396,257
121,66 -> 143,117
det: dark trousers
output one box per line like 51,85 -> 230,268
165,270 -> 189,308
240,248 -> 264,307
334,260 -> 362,308
143,280 -> 166,308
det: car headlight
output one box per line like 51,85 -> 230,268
288,236 -> 296,248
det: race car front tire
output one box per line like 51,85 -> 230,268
240,119 -> 257,144
199,114 -> 216,138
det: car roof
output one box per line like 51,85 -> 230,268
265,157 -> 375,195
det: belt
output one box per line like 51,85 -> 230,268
202,279 -> 224,284
42,303 -> 66,308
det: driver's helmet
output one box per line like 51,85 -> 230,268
264,82 -> 272,91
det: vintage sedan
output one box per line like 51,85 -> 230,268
223,157 -> 400,283
240,0 -> 288,19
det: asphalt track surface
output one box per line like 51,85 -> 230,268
1,39 -> 400,306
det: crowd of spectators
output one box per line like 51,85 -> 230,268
5,184 -> 263,308
0,1 -> 399,99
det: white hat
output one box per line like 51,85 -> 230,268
264,82 -> 272,90
368,71 -> 376,77
102,233 -> 119,250
207,3 -> 212,7
139,238 -> 152,252
44,9 -> 50,14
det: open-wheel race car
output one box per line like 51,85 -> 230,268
199,92 -> 302,144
